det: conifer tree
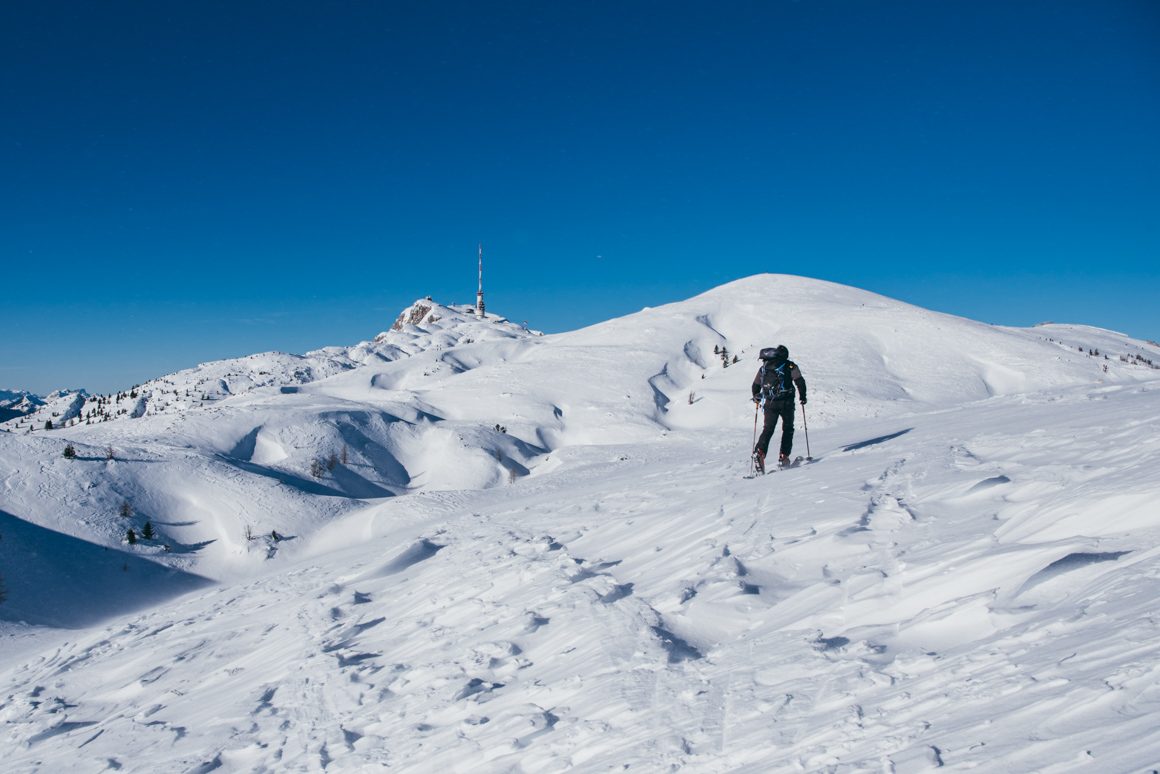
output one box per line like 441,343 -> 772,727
142,521 -> 154,540
63,444 -> 76,459
127,528 -> 137,545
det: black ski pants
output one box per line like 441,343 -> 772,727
756,399 -> 795,458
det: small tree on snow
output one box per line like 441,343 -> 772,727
341,444 -> 348,465
44,420 -> 53,430
63,444 -> 76,459
327,452 -> 337,471
310,459 -> 324,478
142,521 -> 155,540
126,528 -> 137,545
118,500 -> 133,518
106,446 -> 115,460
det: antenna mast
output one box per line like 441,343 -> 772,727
476,243 -> 485,317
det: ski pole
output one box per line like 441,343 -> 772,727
801,401 -> 812,461
751,400 -> 760,473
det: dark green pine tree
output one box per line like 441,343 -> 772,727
127,528 -> 137,545
142,521 -> 155,540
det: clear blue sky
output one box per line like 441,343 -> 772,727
3,1 -> 1157,395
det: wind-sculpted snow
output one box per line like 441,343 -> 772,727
2,275 -> 1160,771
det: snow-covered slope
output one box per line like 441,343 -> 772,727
2,275 -> 1160,772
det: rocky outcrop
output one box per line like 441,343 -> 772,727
390,302 -> 432,331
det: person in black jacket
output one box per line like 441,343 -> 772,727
751,345 -> 807,472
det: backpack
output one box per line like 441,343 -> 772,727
759,360 -> 795,402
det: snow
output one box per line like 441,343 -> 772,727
2,274 -> 1160,772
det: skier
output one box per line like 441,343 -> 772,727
751,345 -> 807,473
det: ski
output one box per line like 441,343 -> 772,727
748,454 -> 813,478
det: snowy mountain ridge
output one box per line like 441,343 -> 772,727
0,390 -> 44,424
2,274 -> 1160,773
1,299 -> 537,434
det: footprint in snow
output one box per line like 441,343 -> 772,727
455,677 -> 504,701
523,612 -> 550,632
843,495 -> 914,534
599,583 -> 634,604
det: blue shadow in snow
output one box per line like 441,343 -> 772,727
371,539 -> 444,578
0,509 -> 214,629
842,428 -> 912,452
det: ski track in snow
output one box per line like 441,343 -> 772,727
2,276 -> 1160,772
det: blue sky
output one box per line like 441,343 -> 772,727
3,0 -> 1157,395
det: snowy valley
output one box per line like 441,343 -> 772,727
2,274 -> 1160,773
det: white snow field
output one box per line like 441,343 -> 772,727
2,274 -> 1160,773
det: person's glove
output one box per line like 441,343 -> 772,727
800,396 -> 808,405
752,395 -> 761,404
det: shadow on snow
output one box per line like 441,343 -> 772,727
0,509 -> 214,629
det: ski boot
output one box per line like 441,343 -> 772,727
778,454 -> 791,469
752,449 -> 766,475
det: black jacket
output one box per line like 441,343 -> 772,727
752,359 -> 807,403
